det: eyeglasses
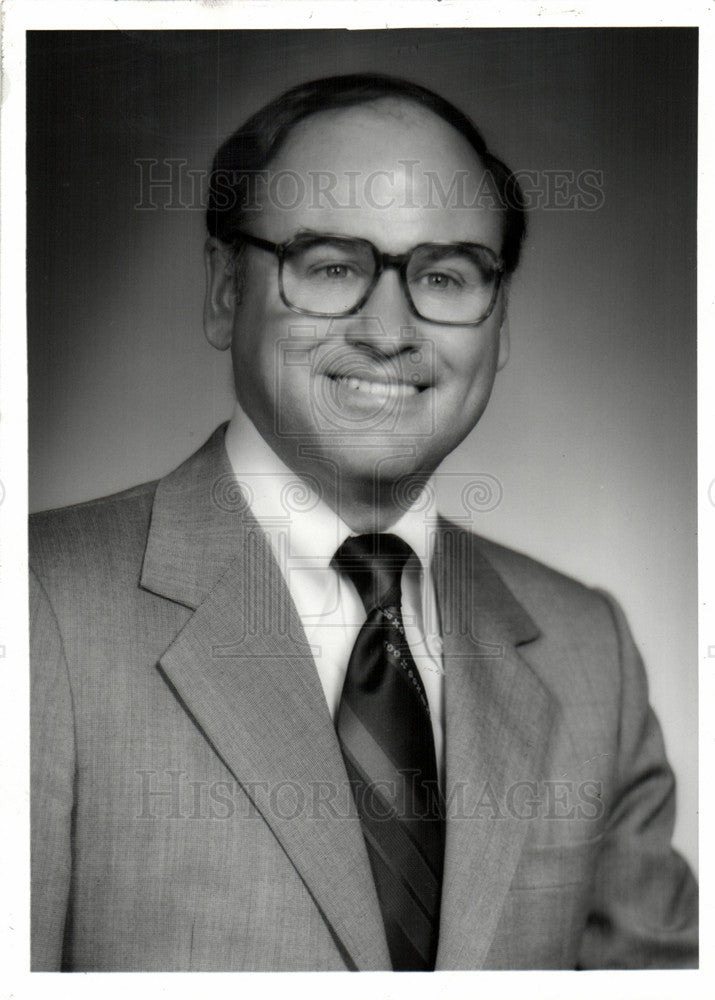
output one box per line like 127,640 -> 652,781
234,230 -> 505,327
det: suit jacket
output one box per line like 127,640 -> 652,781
29,426 -> 698,971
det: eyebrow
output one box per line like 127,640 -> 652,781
290,229 -> 499,251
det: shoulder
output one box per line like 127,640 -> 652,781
459,526 -> 621,642
472,530 -> 593,593
455,530 -> 638,723
29,479 -> 158,584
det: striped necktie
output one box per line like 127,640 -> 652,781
332,533 -> 444,971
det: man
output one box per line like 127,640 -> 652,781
30,74 -> 698,971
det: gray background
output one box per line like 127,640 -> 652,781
27,28 -> 697,867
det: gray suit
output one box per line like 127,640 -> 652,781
30,426 -> 697,970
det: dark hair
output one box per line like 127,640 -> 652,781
207,73 -> 526,274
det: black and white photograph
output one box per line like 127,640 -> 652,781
1,5 -> 708,989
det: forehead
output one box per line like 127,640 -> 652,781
252,98 -> 503,251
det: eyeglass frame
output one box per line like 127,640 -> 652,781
231,229 -> 506,327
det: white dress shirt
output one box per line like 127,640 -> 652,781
224,403 -> 445,779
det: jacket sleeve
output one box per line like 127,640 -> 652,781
577,590 -> 698,968
30,568 -> 75,971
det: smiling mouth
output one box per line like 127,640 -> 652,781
321,371 -> 427,399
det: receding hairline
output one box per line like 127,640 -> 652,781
206,74 -> 527,273
268,94 -> 489,170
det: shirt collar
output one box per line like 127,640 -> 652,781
224,402 -> 438,574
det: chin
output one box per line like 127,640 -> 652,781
337,446 -> 434,485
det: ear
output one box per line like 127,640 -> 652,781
203,237 -> 237,351
496,304 -> 510,371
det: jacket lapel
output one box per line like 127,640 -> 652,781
140,428 -> 390,970
432,523 -> 557,970
140,430 -> 557,971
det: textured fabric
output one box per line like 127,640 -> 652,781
333,534 -> 443,970
223,401 -> 445,772
29,425 -> 698,970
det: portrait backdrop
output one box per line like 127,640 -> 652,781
27,28 -> 697,868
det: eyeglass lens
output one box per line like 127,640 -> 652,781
280,236 -> 499,323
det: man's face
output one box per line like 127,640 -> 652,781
207,99 -> 509,508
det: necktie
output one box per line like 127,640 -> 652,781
331,533 -> 444,971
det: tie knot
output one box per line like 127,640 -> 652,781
332,533 -> 414,614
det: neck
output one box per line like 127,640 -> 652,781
231,406 -> 434,532
332,494 -> 407,534
301,462 -> 432,534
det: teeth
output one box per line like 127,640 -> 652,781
331,375 -> 419,398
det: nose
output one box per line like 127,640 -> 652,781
339,268 -> 418,356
